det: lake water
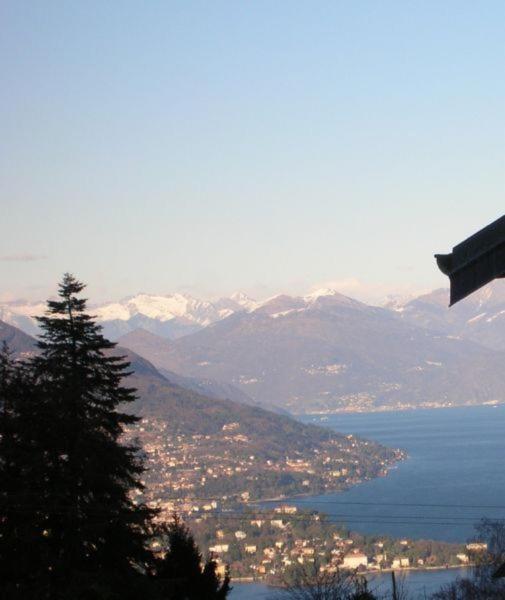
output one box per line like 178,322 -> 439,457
230,568 -> 470,599
294,405 -> 505,542
230,405 -> 505,598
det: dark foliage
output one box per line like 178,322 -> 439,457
279,561 -> 378,600
432,519 -> 505,599
0,274 -> 231,599
154,515 -> 231,600
432,577 -> 505,600
0,342 -> 48,597
0,275 -> 156,599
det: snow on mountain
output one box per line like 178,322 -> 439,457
91,293 -> 258,339
306,287 -> 348,300
93,293 -> 221,326
156,287 -> 505,414
254,294 -> 306,316
305,288 -> 364,308
389,280 -> 505,351
0,301 -> 46,336
252,289 -> 365,319
382,293 -> 420,312
229,292 -> 258,311
6,281 -> 505,351
213,292 -> 258,315
0,292 -> 259,340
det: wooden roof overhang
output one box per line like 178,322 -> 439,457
435,214 -> 505,306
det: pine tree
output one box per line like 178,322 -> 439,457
0,343 -> 20,586
26,274 -> 156,598
1,274 -> 232,600
155,516 -> 231,599
0,343 -> 48,598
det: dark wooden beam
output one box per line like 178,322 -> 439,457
435,215 -> 505,306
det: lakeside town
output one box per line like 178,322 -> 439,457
126,416 -> 405,513
125,417 -> 476,583
304,396 -> 505,415
185,504 -> 479,584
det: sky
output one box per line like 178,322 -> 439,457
1,1 -> 504,304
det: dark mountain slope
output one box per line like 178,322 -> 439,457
0,318 -> 37,357
125,352 -> 402,500
118,328 -> 255,406
0,320 -> 395,468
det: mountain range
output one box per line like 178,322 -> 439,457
389,282 -> 505,351
127,288 -> 505,413
3,282 -> 505,413
0,292 -> 258,340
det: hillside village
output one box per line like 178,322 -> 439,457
125,417 -> 404,513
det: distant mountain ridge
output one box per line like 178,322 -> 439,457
117,328 -> 258,407
5,283 -> 505,413
6,282 -> 505,346
389,280 -> 505,351
153,289 -> 505,413
0,292 -> 259,341
0,288 -> 401,341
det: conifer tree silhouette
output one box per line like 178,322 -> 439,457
8,274 -> 155,599
0,274 -> 232,599
0,342 -> 49,597
155,515 -> 231,599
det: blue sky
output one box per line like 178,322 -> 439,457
1,1 -> 504,302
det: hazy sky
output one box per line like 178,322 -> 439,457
1,2 -> 504,303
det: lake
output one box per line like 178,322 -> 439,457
230,568 -> 470,599
294,405 -> 505,542
230,405 -> 505,598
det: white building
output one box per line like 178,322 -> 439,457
342,551 -> 368,569
209,544 -> 229,554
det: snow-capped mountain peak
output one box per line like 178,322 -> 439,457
94,293 -> 219,325
0,291 -> 264,341
0,301 -> 46,336
214,292 -> 258,316
305,288 -> 359,307
229,292 -> 258,311
305,287 -> 340,299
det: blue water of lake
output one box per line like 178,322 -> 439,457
294,405 -> 505,542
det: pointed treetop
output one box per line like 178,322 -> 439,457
59,273 -> 86,298
38,273 -> 89,319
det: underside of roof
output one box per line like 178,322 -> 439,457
435,215 -> 505,306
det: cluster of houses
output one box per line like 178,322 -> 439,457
123,418 -> 473,581
124,417 -> 400,522
185,504 -> 475,581
207,519 -> 410,578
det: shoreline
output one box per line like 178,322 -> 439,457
251,460 -> 406,505
293,400 -> 505,417
233,564 -> 473,586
